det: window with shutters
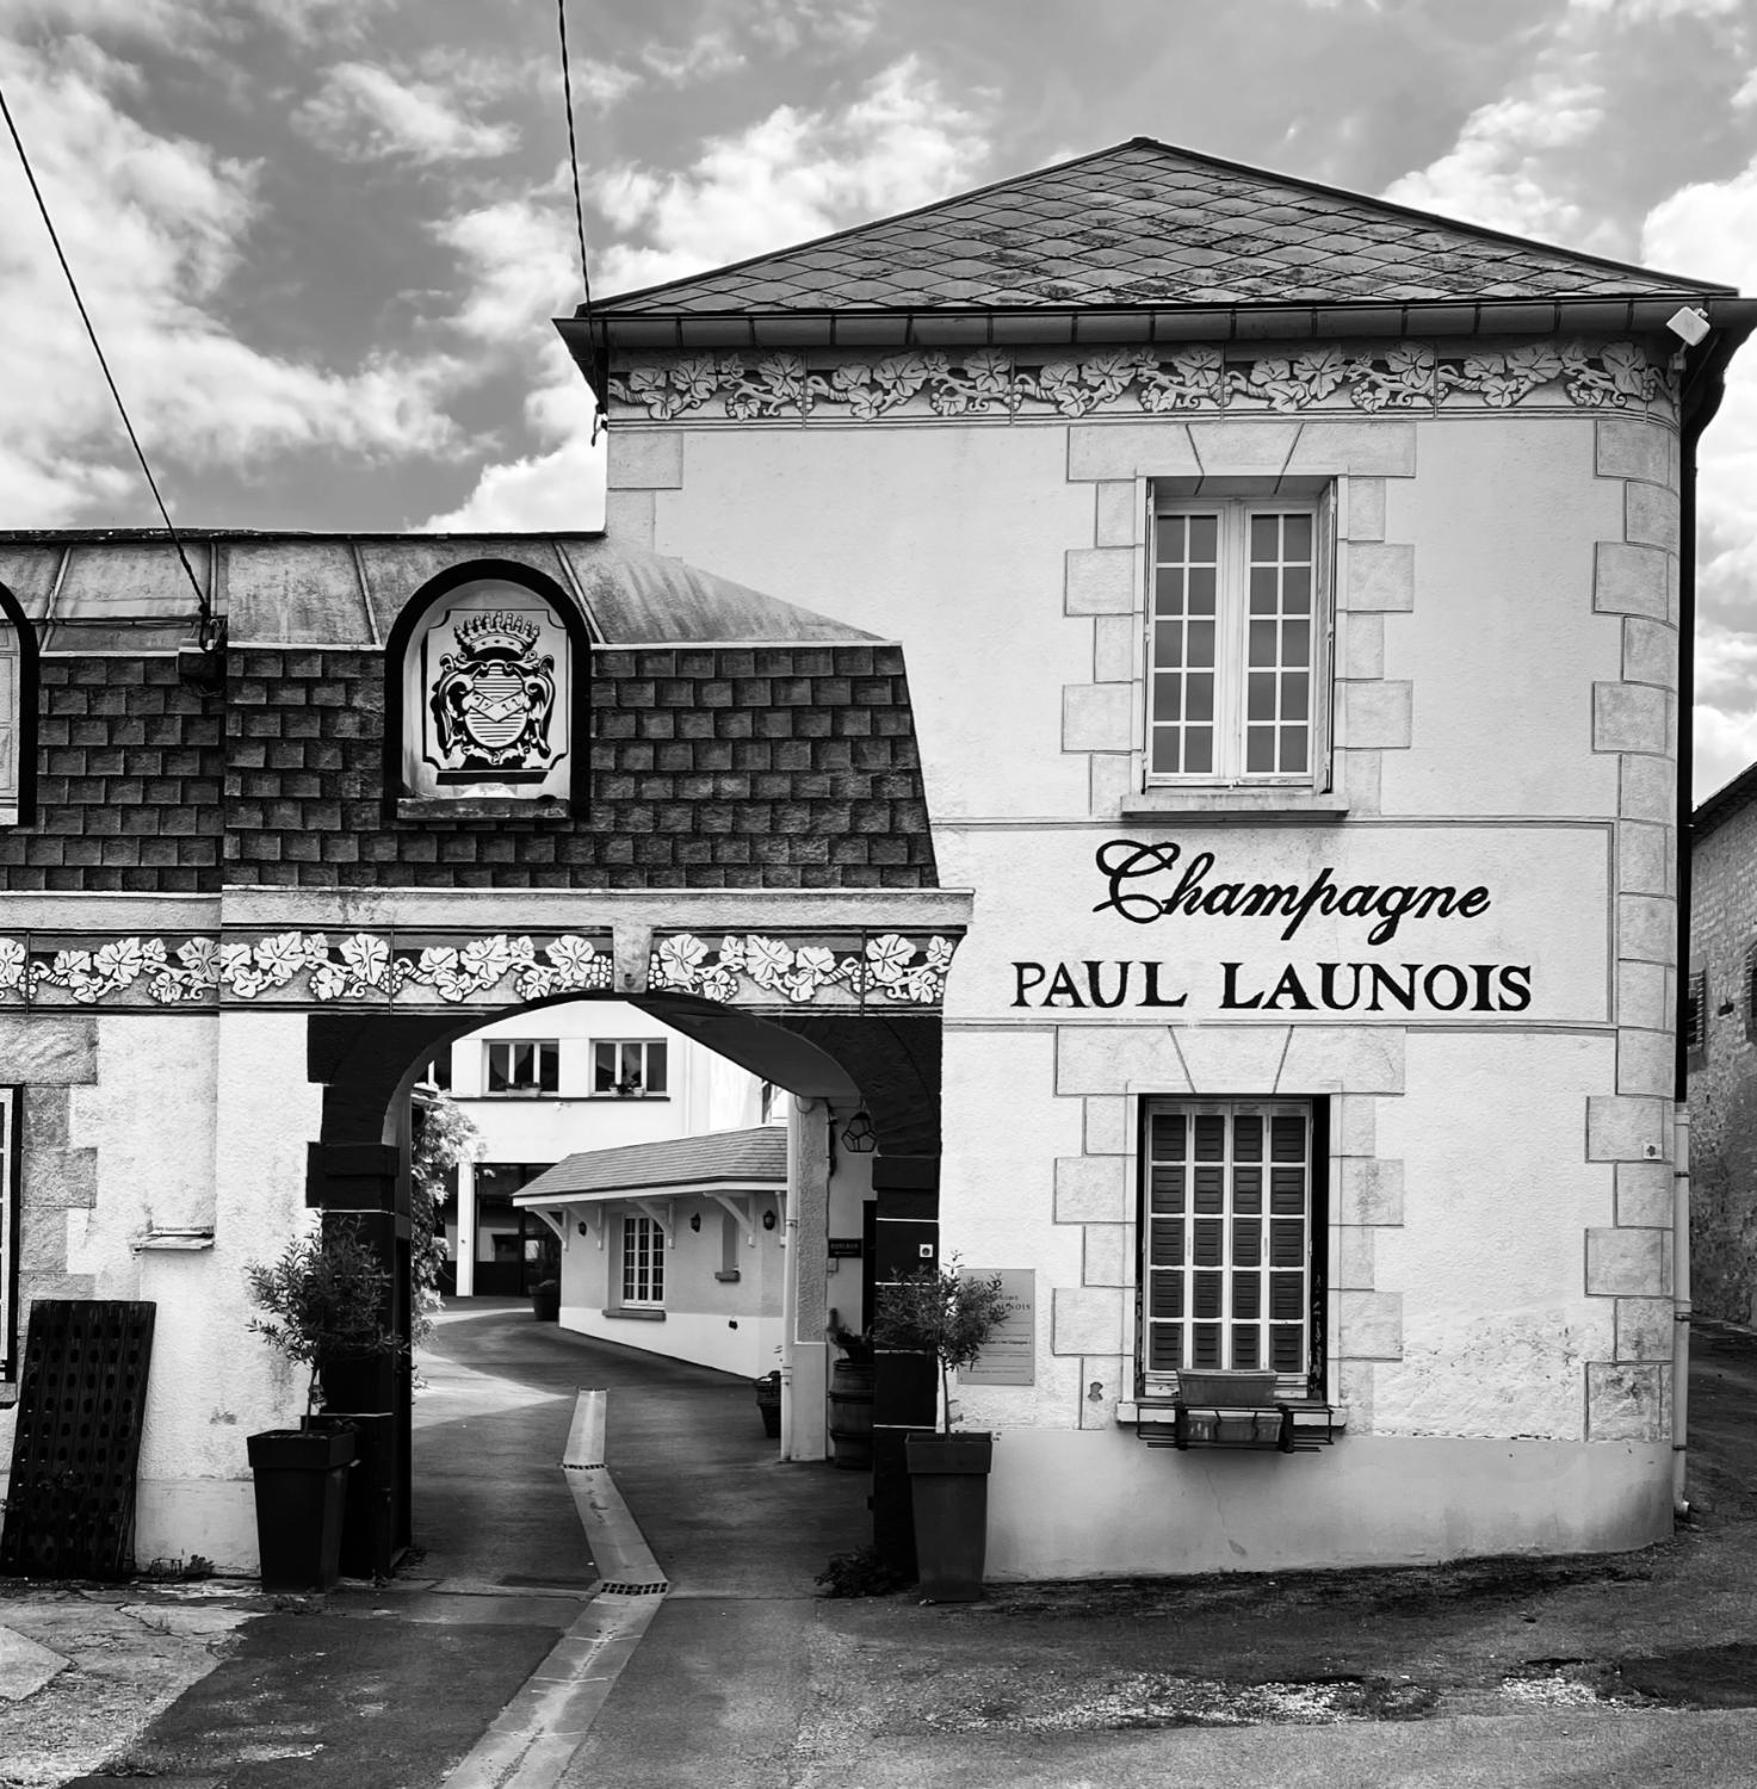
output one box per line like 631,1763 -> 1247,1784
1140,1098 -> 1322,1396
1148,496 -> 1333,787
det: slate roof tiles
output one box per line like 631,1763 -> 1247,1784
589,138 -> 1731,317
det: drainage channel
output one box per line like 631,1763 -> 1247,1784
437,1390 -> 668,1789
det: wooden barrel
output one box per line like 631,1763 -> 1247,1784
828,1359 -> 875,1471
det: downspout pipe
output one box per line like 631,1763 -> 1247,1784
1674,317 -> 1752,1515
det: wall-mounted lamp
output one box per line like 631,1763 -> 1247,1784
577,1220 -> 589,1236
763,1209 -> 778,1231
690,1212 -> 702,1232
841,1110 -> 877,1154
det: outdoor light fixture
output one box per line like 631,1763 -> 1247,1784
841,1110 -> 876,1153
690,1212 -> 701,1232
763,1209 -> 778,1230
1667,306 -> 1710,346
576,1220 -> 589,1236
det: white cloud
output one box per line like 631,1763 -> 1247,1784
1569,0 -> 1744,21
294,60 -> 520,165
593,55 -> 992,296
1381,82 -> 1619,252
0,35 -> 462,524
433,191 -> 582,341
641,33 -> 746,86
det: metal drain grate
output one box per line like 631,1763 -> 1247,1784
1,1300 -> 156,1579
597,1580 -> 670,1596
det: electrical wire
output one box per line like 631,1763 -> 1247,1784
557,0 -> 592,310
0,81 -> 219,653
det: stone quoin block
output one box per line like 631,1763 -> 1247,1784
1330,1094 -> 1378,1159
1081,1222 -> 1130,1288
1335,679 -> 1413,750
603,488 -> 656,548
1592,683 -> 1671,756
1616,960 -> 1670,1035
1278,1026 -> 1406,1095
1596,416 -> 1673,488
1586,1226 -> 1668,1297
1335,610 -> 1385,680
1343,542 -> 1415,612
1053,1154 -> 1128,1224
1284,420 -> 1416,479
1618,754 -> 1675,826
1335,747 -> 1383,815
1622,617 -> 1678,692
1081,1096 -> 1131,1157
1587,1094 -> 1670,1163
1615,1296 -> 1676,1362
1187,420 -> 1300,476
1337,1226 -> 1377,1291
1062,683 -> 1135,753
1616,1026 -> 1675,1099
1594,542 -> 1671,620
25,1148 -> 97,1209
1586,1361 -> 1669,1442
1064,547 -> 1138,616
1342,476 -> 1386,542
1092,480 -> 1140,548
1088,753 -> 1134,816
1066,421 -> 1198,483
1336,1157 -> 1405,1226
1055,1025 -> 1190,1097
0,1018 -> 98,1083
1624,482 -> 1680,555
1079,1356 -> 1128,1430
1617,819 -> 1670,897
606,429 -> 684,489
1175,1025 -> 1294,1095
1617,893 -> 1676,967
1091,615 -> 1136,684
1338,1290 -> 1403,1360
1050,1285 -> 1126,1356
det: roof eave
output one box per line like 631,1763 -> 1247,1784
562,294 -> 1757,362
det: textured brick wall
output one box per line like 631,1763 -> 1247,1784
1689,804 -> 1757,1322
0,657 -> 223,893
0,643 -> 937,893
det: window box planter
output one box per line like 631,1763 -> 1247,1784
904,1431 -> 994,1602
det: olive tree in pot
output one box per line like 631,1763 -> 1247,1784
244,1220 -> 405,1592
872,1260 -> 1015,1602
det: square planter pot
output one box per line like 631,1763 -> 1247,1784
246,1426 -> 355,1593
904,1431 -> 993,1603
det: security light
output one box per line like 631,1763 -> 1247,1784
1666,307 -> 1710,346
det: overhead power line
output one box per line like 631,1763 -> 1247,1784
0,81 -> 219,652
556,0 -> 606,443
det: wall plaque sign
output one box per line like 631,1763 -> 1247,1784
959,1268 -> 1035,1388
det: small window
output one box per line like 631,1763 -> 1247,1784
1686,969 -> 1708,1064
484,1040 -> 559,1097
1141,1098 -> 1318,1395
593,1039 -> 668,1098
1148,498 -> 1332,786
621,1214 -> 665,1305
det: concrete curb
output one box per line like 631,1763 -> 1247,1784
437,1390 -> 667,1789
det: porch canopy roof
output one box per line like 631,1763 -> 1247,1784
513,1123 -> 787,1208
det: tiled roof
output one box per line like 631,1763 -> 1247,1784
589,138 -> 1731,317
514,1125 -> 788,1202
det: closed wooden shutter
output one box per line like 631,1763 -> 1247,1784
1143,1099 -> 1312,1386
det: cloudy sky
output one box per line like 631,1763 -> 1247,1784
4,0 -> 1757,796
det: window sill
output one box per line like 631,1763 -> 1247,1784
585,1094 -> 670,1103
714,1270 -> 742,1284
602,1307 -> 666,1322
1118,1398 -> 1345,1432
1117,789 -> 1349,823
396,796 -> 570,823
133,1229 -> 215,1253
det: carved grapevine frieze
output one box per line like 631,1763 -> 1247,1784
608,339 -> 1674,423
649,931 -> 958,1005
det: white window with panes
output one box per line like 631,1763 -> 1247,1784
1148,497 -> 1332,785
593,1038 -> 668,1098
1141,1099 -> 1316,1391
484,1039 -> 558,1096
621,1214 -> 664,1306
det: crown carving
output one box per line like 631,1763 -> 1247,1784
454,609 -> 541,654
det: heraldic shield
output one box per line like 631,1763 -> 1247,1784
428,609 -> 559,783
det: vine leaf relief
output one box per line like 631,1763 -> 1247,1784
609,339 -> 1672,423
649,932 -> 958,1006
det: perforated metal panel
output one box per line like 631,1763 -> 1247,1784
1,1300 -> 156,1579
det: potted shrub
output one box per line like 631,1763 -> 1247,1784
244,1220 -> 405,1592
872,1260 -> 1015,1602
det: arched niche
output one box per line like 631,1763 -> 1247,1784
385,560 -> 589,808
0,581 -> 39,827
